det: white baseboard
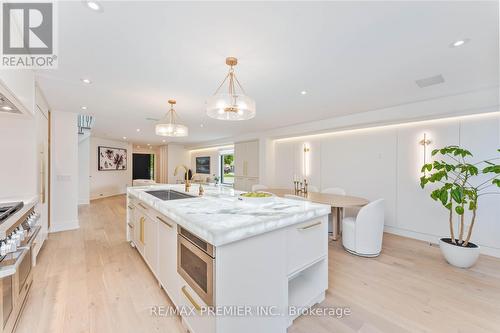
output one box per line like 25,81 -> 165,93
49,219 -> 79,233
90,191 -> 125,201
384,226 -> 500,258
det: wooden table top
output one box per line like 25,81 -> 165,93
265,188 -> 369,208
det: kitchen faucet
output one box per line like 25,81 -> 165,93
174,165 -> 191,192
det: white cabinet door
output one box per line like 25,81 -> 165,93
134,210 -> 145,256
234,142 -> 245,177
145,216 -> 159,275
234,141 -> 259,179
35,106 -> 49,244
158,215 -> 180,304
286,217 -> 327,274
127,204 -> 135,243
233,176 -> 246,191
245,141 -> 259,178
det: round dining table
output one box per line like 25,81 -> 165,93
264,188 -> 369,241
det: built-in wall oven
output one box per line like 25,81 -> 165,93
177,227 -> 215,306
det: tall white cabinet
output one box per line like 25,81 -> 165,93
234,140 -> 259,191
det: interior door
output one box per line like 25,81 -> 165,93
36,106 -> 49,241
133,153 -> 153,180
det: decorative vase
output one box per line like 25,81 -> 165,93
439,238 -> 480,268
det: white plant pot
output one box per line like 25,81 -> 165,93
439,238 -> 480,269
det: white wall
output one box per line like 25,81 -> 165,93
50,111 -> 79,232
167,144 -> 189,183
273,113 -> 500,257
78,136 -> 90,205
0,114 -> 37,200
190,148 -> 223,178
90,137 -> 132,200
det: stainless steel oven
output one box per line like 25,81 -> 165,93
1,274 -> 13,329
177,227 -> 215,306
17,247 -> 31,297
0,246 -> 32,333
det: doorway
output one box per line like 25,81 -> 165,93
133,153 -> 155,180
220,152 -> 235,185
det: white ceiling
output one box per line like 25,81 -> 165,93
36,1 -> 499,145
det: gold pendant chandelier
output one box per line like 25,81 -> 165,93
206,57 -> 256,121
155,99 -> 188,137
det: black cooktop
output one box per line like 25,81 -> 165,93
0,202 -> 24,224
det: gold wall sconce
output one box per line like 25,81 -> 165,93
419,133 -> 432,167
303,143 -> 310,177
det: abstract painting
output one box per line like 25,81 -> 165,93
98,146 -> 127,171
196,156 -> 210,174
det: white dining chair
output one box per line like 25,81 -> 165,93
307,185 -> 319,193
252,184 -> 268,192
342,199 -> 385,257
284,194 -> 310,201
321,187 -> 346,195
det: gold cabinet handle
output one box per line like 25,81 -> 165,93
298,221 -> 322,231
140,217 -> 145,244
156,216 -> 173,228
181,286 -> 201,313
138,203 -> 148,210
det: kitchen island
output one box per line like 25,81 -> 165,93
126,184 -> 330,333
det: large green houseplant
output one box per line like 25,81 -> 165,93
420,146 -> 500,268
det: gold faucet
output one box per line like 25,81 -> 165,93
174,164 -> 191,192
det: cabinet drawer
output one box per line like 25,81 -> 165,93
286,218 -> 327,274
177,284 -> 215,333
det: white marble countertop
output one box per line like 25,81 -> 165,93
127,184 -> 330,246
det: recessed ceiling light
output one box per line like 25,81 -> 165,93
136,129 -> 140,132
200,124 -> 204,128
450,38 -> 470,48
147,144 -> 151,146
162,139 -> 166,143
81,106 -> 87,110
123,136 -> 127,140
85,1 -> 102,12
81,78 -> 92,84
301,91 -> 307,95
1,106 -> 13,111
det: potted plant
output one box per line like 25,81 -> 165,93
420,146 -> 500,268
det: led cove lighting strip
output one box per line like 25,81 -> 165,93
274,111 -> 500,143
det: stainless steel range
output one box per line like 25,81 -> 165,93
0,204 -> 39,333
0,202 -> 23,224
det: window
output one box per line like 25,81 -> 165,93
220,153 -> 234,185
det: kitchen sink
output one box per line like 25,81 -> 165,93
145,190 -> 194,201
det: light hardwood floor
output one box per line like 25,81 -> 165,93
16,195 -> 500,333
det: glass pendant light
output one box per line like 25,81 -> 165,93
206,57 -> 256,121
155,99 -> 188,137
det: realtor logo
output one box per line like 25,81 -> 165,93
1,2 -> 57,68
